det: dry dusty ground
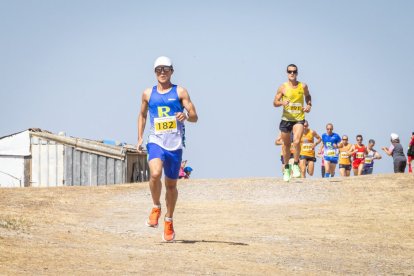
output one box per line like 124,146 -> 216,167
0,174 -> 413,275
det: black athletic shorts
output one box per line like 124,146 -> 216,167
279,120 -> 305,133
339,164 -> 351,170
300,155 -> 316,162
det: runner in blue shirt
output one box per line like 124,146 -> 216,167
137,56 -> 198,242
319,123 -> 341,177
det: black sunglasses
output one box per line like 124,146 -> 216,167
155,66 -> 173,73
287,70 -> 298,74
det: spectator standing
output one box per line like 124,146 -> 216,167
382,133 -> 407,173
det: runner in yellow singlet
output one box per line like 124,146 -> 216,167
299,120 -> 321,178
338,135 -> 352,177
274,64 -> 312,182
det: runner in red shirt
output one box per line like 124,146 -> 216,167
351,134 -> 368,176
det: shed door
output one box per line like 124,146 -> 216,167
31,137 -> 64,187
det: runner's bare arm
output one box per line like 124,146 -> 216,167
313,131 -> 322,149
137,89 -> 150,151
273,85 -> 288,107
317,143 -> 323,155
178,86 -> 198,123
302,83 -> 312,112
374,151 -> 382,159
350,145 -> 357,154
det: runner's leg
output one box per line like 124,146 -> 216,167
299,159 -> 307,178
353,167 -> 358,176
329,163 -> 336,176
164,177 -> 178,218
281,131 -> 292,168
148,158 -> 163,206
307,160 -> 314,176
324,161 -> 331,177
290,124 -> 304,178
358,163 -> 364,175
292,123 -> 304,163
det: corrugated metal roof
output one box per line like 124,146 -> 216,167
1,128 -> 146,160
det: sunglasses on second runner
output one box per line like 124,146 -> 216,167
287,70 -> 298,74
155,66 -> 173,74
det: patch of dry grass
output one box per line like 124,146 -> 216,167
0,215 -> 31,230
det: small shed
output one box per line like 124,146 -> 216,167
0,129 -> 149,188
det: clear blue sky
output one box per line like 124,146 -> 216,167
1,0 -> 413,178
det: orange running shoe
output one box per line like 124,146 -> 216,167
145,207 -> 161,228
163,219 -> 175,242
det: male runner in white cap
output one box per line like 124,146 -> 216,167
137,56 -> 198,242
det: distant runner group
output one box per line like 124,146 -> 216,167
275,123 -> 385,180
273,64 -> 411,182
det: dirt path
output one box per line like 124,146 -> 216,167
1,174 -> 413,275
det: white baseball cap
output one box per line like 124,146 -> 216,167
154,56 -> 173,69
390,133 -> 399,140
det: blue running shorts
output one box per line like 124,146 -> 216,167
324,156 -> 338,164
147,143 -> 183,179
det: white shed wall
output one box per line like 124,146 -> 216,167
0,131 -> 30,156
0,156 -> 25,188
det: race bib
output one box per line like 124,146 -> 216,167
340,152 -> 349,159
286,103 -> 302,114
326,149 -> 336,157
302,143 -> 313,151
154,116 -> 177,134
364,157 -> 373,164
356,152 -> 364,159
